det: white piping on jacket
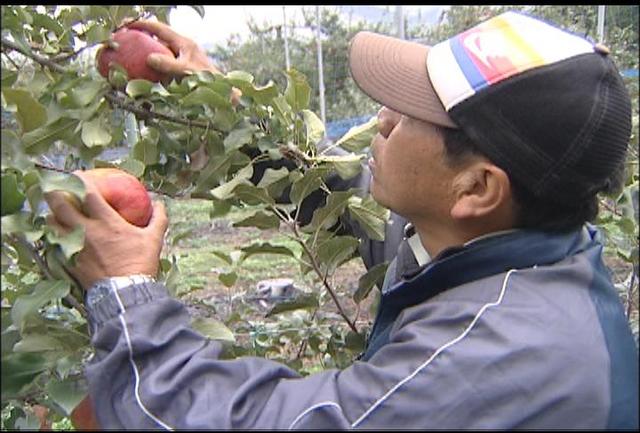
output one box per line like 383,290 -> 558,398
288,401 -> 346,429
351,268 -> 517,428
112,288 -> 174,431
289,269 -> 517,429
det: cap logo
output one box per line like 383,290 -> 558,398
427,11 -> 595,111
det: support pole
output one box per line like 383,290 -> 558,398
282,6 -> 291,71
597,5 -> 606,43
315,6 -> 326,127
396,6 -> 405,39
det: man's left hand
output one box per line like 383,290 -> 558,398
44,171 -> 169,290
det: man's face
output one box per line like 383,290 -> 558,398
368,107 -> 458,222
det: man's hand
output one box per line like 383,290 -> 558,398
44,171 -> 169,290
124,19 -> 219,77
124,19 -> 242,106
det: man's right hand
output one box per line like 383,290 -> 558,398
125,19 -> 242,105
124,19 -> 219,76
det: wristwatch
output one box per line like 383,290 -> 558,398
86,274 -> 156,309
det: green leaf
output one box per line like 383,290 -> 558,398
32,12 -> 65,35
2,129 -> 33,171
257,167 -> 290,189
257,167 -> 292,199
317,153 -> 365,180
11,280 -> 70,333
2,88 -> 48,133
218,271 -> 238,287
226,70 -> 254,84
210,164 -> 253,200
272,95 -> 293,123
233,210 -> 280,230
118,158 -> 146,177
306,191 -> 352,231
133,127 -> 160,165
81,118 -> 111,147
240,242 -> 296,261
45,377 -> 87,416
233,184 -> 275,206
45,226 -> 85,261
354,261 -> 389,303
181,86 -> 231,110
39,170 -> 86,201
191,317 -> 236,342
22,118 -> 79,155
1,352 -> 48,397
70,80 -> 104,107
1,173 -> 26,216
249,81 -> 279,105
1,212 -> 42,241
223,125 -> 257,151
301,109 -> 325,149
335,116 -> 377,152
126,79 -> 154,98
345,330 -> 366,352
289,167 -> 328,206
1,70 -> 17,88
266,293 -> 319,317
13,334 -> 62,353
284,69 -> 311,112
209,199 -> 232,218
347,195 -> 390,241
316,235 -> 359,275
85,22 -> 111,45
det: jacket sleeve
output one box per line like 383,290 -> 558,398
84,280 -> 412,429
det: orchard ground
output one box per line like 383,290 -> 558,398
165,197 -> 377,345
165,196 -> 638,347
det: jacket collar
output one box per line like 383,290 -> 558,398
384,225 -> 599,309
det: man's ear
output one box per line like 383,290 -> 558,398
450,163 -> 512,220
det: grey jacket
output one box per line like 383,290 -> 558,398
84,224 -> 639,429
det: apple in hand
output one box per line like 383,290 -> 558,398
70,395 -> 100,431
66,168 -> 153,227
96,27 -> 175,82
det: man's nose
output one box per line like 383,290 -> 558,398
377,107 -> 402,137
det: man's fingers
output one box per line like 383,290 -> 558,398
44,191 -> 86,228
72,172 -> 123,223
147,54 -> 188,76
145,201 -> 169,238
46,214 -> 72,235
126,20 -> 184,53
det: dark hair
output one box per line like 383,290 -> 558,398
437,126 -> 626,232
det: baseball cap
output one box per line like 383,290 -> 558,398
349,11 -> 631,203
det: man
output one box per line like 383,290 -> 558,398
46,11 -> 638,429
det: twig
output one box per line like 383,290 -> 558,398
2,49 -> 21,70
8,235 -> 87,318
34,163 -> 70,174
104,92 -> 214,130
290,223 -> 359,334
1,37 -> 70,74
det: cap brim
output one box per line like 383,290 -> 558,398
349,31 -> 457,129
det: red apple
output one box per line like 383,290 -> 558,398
70,168 -> 153,227
96,28 -> 175,82
70,395 -> 100,431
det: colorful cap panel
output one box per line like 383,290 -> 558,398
427,11 -> 595,111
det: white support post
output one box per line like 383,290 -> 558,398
315,6 -> 326,128
282,6 -> 291,71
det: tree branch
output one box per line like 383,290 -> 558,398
1,37 -> 70,74
8,235 -> 87,318
290,222 -> 359,334
103,92 -> 214,130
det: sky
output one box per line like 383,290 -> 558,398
168,5 -> 443,48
